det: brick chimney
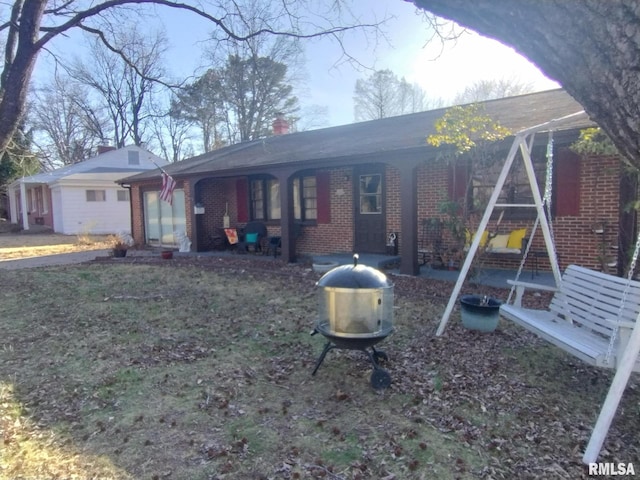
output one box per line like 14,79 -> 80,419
272,113 -> 289,135
97,145 -> 116,155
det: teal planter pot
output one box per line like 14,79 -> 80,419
460,295 -> 502,332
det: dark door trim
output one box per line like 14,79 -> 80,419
353,164 -> 386,253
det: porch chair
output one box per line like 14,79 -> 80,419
237,221 -> 268,254
265,236 -> 281,258
264,223 -> 305,258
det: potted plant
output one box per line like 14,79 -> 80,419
109,232 -> 134,258
459,295 -> 502,332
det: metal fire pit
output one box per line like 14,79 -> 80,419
311,254 -> 394,389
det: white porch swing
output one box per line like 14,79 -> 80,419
435,112 -> 640,464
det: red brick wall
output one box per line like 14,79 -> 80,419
298,168 -> 353,254
131,153 -> 626,272
130,183 -> 145,244
298,165 -> 403,256
386,166 -> 401,253
417,160 -> 449,221
196,178 -> 237,236
183,181 -> 193,242
410,154 -> 624,272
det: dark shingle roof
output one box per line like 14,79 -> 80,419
127,89 -> 591,182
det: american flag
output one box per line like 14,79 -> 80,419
159,172 -> 177,205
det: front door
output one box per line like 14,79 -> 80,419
353,164 -> 386,253
143,190 -> 186,246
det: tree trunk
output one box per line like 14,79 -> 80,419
411,0 -> 640,169
0,0 -> 47,153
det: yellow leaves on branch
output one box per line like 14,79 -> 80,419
570,127 -> 619,157
427,104 -> 511,155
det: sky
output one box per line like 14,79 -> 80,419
147,1 -> 559,128
300,2 -> 559,127
39,1 -> 560,130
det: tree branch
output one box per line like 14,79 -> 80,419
36,0 -> 380,51
77,23 -> 182,90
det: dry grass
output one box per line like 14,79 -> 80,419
0,259 -> 638,479
0,231 -> 112,260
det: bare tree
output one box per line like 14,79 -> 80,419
411,0 -> 640,171
69,27 -> 167,147
293,104 -> 330,132
453,78 -> 534,105
150,111 -> 195,163
0,0 -> 381,157
354,69 -> 400,121
354,69 -> 440,121
398,77 -> 444,113
31,75 -> 109,167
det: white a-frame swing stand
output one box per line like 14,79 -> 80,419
436,111 -> 640,464
435,113 -> 577,336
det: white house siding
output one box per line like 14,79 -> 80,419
57,185 -> 132,235
7,146 -> 166,233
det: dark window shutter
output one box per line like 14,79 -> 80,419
316,171 -> 331,224
555,149 -> 581,216
236,178 -> 249,222
448,162 -> 468,204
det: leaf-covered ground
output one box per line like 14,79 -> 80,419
0,255 -> 638,479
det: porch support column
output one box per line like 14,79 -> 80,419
19,180 -> 29,231
276,170 -> 296,263
399,163 -> 419,275
8,184 -> 18,224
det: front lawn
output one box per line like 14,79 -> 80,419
0,258 -> 637,479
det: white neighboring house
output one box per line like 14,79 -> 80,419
7,146 -> 167,235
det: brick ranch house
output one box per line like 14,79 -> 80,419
122,89 -> 636,277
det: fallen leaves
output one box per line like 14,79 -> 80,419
0,256 -> 638,479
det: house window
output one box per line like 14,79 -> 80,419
250,177 -> 280,220
128,150 -> 140,165
449,149 -> 547,220
293,176 -> 317,221
117,190 -> 130,202
86,190 -> 106,202
359,174 -> 382,214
